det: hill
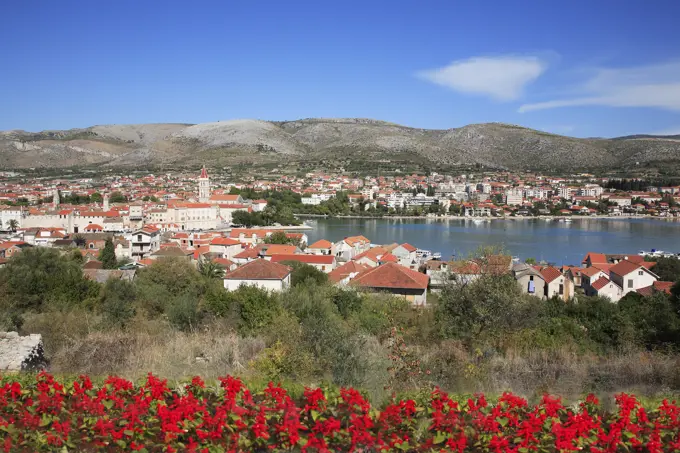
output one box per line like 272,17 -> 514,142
2,119 -> 680,171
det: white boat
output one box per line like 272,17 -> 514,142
564,218 -> 573,223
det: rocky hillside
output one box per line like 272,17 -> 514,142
1,119 -> 680,170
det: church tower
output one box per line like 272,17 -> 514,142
103,193 -> 110,212
52,188 -> 60,208
198,165 -> 210,203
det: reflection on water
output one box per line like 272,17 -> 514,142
305,218 -> 680,266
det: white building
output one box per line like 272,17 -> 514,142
0,207 -> 24,230
127,227 -> 161,261
301,193 -> 334,205
505,188 -> 523,206
224,259 -> 292,292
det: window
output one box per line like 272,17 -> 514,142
628,279 -> 633,288
137,235 -> 142,242
559,284 -> 564,295
638,270 -> 643,276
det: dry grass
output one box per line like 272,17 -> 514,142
46,321 -> 265,381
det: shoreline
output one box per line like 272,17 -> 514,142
298,214 -> 679,222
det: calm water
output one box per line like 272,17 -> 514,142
305,218 -> 680,266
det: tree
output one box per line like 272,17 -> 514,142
90,193 -> 103,203
198,259 -> 225,279
0,247 -> 98,316
643,256 -> 680,283
72,234 -> 86,247
7,219 -> 18,232
99,278 -> 137,329
109,191 -> 127,203
264,231 -> 295,245
525,257 -> 537,265
98,238 -> 117,269
283,261 -> 328,287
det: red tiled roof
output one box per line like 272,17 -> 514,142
379,252 -> 399,263
539,266 -> 563,283
591,276 -> 611,291
210,194 -> 241,202
210,237 -> 241,246
224,259 -> 291,280
308,239 -> 333,249
84,224 -> 103,231
259,244 -> 297,256
213,258 -> 235,268
400,243 -> 417,252
234,248 -> 260,260
653,281 -> 674,295
582,252 -> 607,265
609,259 -> 642,278
581,266 -> 605,278
328,261 -> 372,283
351,263 -> 429,290
200,166 -> 208,178
270,254 -> 335,265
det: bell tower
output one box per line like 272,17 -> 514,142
198,165 -> 210,203
52,188 -> 60,208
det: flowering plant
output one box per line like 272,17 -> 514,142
1,372 -> 679,451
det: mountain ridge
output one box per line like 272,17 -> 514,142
1,119 -> 680,171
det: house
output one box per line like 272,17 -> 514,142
423,260 -> 452,291
333,235 -> 370,262
561,266 -> 583,287
257,244 -> 300,259
391,243 -> 419,269
213,257 -> 238,272
150,247 -> 193,261
350,263 -> 429,306
540,266 -> 573,300
354,247 -> 389,268
128,227 -> 161,261
232,247 -> 261,264
581,266 -> 610,294
582,252 -> 608,268
590,276 -> 624,302
328,261 -> 372,284
223,259 -> 292,292
209,237 -> 243,259
637,281 -> 675,296
512,263 -> 546,297
270,254 -> 336,273
0,241 -> 31,258
307,239 -> 333,255
608,259 -> 659,295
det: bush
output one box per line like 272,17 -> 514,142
98,278 -> 137,329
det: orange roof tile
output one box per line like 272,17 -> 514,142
539,266 -> 563,283
351,263 -> 429,290
308,239 -> 333,249
224,259 -> 291,280
328,261 -> 371,283
591,276 -> 612,291
270,254 -> 335,265
609,259 -> 642,278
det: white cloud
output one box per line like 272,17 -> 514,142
417,56 -> 547,101
519,61 -> 680,112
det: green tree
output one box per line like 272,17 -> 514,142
98,278 -> 137,329
109,191 -> 127,203
283,261 -> 329,287
98,238 -> 117,269
90,193 -> 103,203
7,219 -> 19,232
264,231 -> 295,245
619,291 -> 680,348
525,257 -> 537,265
236,285 -> 280,334
0,247 -> 98,317
643,256 -> 680,283
198,259 -> 225,280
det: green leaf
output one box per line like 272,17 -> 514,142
311,409 -> 319,421
124,429 -> 134,437
102,400 -> 114,410
498,417 -> 509,427
434,431 -> 448,444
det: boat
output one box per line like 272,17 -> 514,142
564,218 -> 572,223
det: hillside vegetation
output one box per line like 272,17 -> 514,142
2,119 -> 680,171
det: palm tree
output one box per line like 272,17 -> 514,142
7,219 -> 19,232
198,259 -> 225,279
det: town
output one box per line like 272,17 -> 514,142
1,166 -> 677,306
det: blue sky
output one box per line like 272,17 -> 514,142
2,0 -> 680,137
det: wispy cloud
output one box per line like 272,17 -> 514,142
417,56 -> 547,101
519,61 -> 680,112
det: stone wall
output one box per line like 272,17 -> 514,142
0,332 -> 46,372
